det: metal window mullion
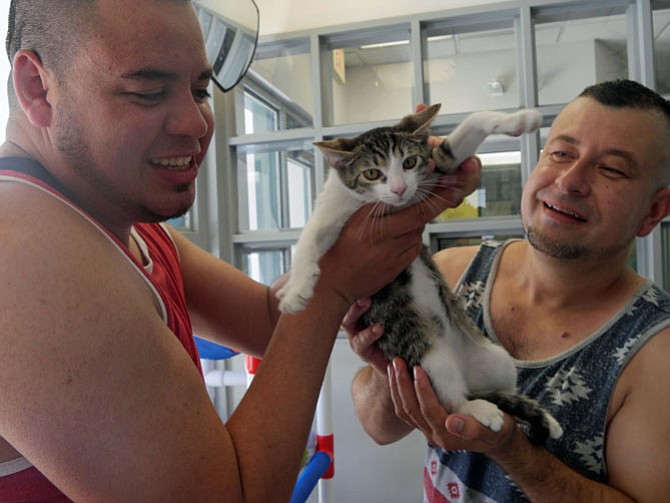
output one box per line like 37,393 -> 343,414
628,0 -> 655,85
278,150 -> 291,228
516,5 -> 541,189
410,18 -> 426,107
312,33 -> 328,194
629,0 -> 662,282
210,89 -> 240,264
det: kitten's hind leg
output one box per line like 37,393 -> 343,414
420,341 -> 504,432
470,390 -> 563,445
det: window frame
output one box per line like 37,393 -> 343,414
205,0 -> 668,286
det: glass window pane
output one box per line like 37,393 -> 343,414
287,157 -> 311,229
325,31 -> 413,125
534,5 -> 629,106
424,20 -> 519,113
662,222 -> 670,291
653,5 -> 670,95
237,142 -> 314,231
435,151 -> 523,220
167,210 -> 194,231
244,92 -> 278,134
241,248 -> 287,285
246,41 -> 314,131
241,149 -> 281,230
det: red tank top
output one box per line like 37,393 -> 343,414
0,159 -> 202,502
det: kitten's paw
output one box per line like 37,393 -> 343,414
278,288 -> 311,314
458,399 -> 504,432
276,264 -> 321,314
276,284 -> 288,300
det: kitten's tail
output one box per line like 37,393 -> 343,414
468,390 -> 563,446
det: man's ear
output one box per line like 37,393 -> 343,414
637,187 -> 670,237
12,49 -> 54,128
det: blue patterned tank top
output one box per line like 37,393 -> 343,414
424,240 -> 670,502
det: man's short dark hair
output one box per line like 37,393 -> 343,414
6,0 -> 96,75
580,79 -> 670,130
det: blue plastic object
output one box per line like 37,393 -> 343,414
194,336 -> 239,360
289,451 -> 332,503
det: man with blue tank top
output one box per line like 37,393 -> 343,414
348,79 -> 670,502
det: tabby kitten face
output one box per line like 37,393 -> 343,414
331,131 -> 435,207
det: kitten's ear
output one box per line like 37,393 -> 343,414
314,140 -> 356,171
395,103 -> 442,137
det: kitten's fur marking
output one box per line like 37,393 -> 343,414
278,104 -> 562,443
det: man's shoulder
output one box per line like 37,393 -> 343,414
0,181 -> 77,257
433,245 -> 482,288
434,244 -> 481,265
0,180 -> 111,262
0,182 -> 158,337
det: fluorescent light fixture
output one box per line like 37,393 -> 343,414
359,34 -> 453,50
359,40 -> 409,50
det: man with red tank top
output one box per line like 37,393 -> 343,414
0,1 -> 479,501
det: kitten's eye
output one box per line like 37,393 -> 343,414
363,169 -> 382,181
403,156 -> 418,170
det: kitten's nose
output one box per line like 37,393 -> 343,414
391,185 -> 406,197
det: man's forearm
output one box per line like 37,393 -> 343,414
226,288 -> 350,502
491,428 -> 634,503
352,365 -> 413,444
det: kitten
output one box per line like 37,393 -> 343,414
278,104 -> 563,444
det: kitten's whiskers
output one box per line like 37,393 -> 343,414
415,180 -> 464,220
358,201 -> 389,244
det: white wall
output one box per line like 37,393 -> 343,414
327,340 -> 428,502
